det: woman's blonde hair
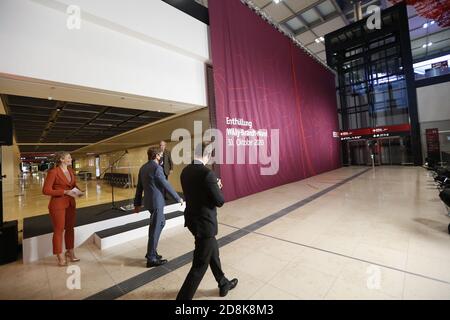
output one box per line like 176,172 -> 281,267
54,151 -> 71,166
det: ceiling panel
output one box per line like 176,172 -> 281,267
410,27 -> 430,41
317,51 -> 327,61
252,0 -> 272,8
316,0 -> 336,17
429,29 -> 450,43
2,94 -> 175,153
409,15 -> 428,30
6,95 -> 56,108
428,39 -> 450,52
295,30 -> 317,45
285,16 -> 304,31
301,8 -> 321,24
312,16 -> 346,37
307,41 -> 325,53
283,0 -> 318,13
263,2 -> 293,22
412,46 -> 427,58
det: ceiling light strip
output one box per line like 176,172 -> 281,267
239,0 -> 335,74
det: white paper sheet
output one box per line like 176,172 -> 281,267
69,187 -> 84,198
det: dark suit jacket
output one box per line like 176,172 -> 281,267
160,150 -> 173,177
180,160 -> 225,238
134,160 -> 181,211
42,167 -> 78,210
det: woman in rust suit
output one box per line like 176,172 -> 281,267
43,152 -> 83,266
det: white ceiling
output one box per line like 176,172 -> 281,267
0,73 -> 200,115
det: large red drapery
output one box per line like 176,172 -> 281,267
209,0 -> 341,201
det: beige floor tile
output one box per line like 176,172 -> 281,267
258,219 -> 320,246
3,166 -> 450,300
119,269 -> 185,300
403,274 -> 450,300
352,243 -> 408,270
0,262 -> 51,300
328,260 -> 405,299
291,247 -> 348,277
358,229 -> 410,252
268,262 -> 337,299
406,254 -> 450,283
311,233 -> 360,257
228,250 -> 293,283
219,242 -> 259,267
325,278 -> 398,300
45,248 -> 116,300
249,283 -> 299,300
230,232 -> 304,261
408,237 -> 450,262
197,265 -> 266,300
99,247 -> 148,284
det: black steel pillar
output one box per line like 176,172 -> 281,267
398,4 -> 422,165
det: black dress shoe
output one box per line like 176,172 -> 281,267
145,253 -> 163,260
146,259 -> 168,268
219,278 -> 238,297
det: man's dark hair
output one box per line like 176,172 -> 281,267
194,141 -> 212,159
147,147 -> 161,160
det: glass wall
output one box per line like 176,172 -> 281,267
325,4 -> 422,165
332,31 -> 410,130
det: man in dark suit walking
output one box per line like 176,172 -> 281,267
159,140 -> 173,199
159,140 -> 173,179
176,142 -> 238,300
134,147 -> 183,267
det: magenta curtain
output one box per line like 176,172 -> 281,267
209,0 -> 341,201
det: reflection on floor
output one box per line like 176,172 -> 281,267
3,172 -> 137,239
1,166 -> 450,300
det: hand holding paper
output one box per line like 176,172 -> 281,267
68,187 -> 84,198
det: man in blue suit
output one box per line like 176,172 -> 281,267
134,147 -> 183,267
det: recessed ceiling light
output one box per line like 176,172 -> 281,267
315,37 -> 325,43
48,96 -> 53,100
423,21 -> 435,28
428,42 -> 433,46
273,0 -> 282,4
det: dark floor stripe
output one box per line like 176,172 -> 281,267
85,168 -> 370,300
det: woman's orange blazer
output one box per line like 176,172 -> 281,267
42,167 -> 78,210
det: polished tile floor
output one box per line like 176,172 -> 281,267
3,172 -> 136,240
1,166 -> 450,300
